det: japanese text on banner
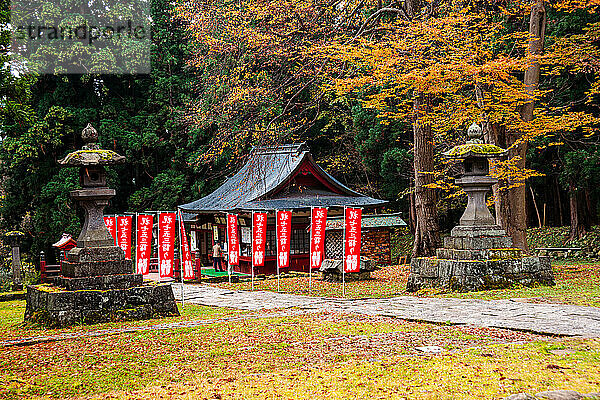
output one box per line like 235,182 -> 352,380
227,214 -> 240,266
252,212 -> 267,266
310,208 -> 327,269
117,215 -> 132,260
178,211 -> 194,280
136,214 -> 153,275
103,216 -> 117,245
276,210 -> 292,269
344,208 -> 362,273
159,212 -> 176,278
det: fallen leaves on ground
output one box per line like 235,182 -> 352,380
213,262 -> 600,307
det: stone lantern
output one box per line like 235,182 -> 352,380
3,231 -> 25,291
407,123 -> 554,292
445,122 -> 506,232
25,124 -> 179,327
57,123 -> 130,277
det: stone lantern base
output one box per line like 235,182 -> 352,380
24,276 -> 179,328
406,225 -> 554,292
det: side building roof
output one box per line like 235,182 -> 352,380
324,212 -> 407,230
179,143 -> 386,213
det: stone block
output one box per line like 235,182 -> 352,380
53,309 -> 82,327
410,258 -> 421,273
521,256 -> 539,273
443,236 -> 463,249
463,260 -> 486,276
74,290 -> 104,309
463,276 -> 485,292
26,286 -> 39,309
151,284 -> 179,315
450,225 -> 506,238
417,258 -> 439,278
102,289 -> 126,310
62,259 -> 132,277
126,286 -> 154,306
437,259 -> 454,277
81,309 -> 105,324
114,305 -> 154,321
47,291 -> 75,311
56,274 -> 143,290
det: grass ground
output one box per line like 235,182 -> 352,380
0,300 -> 244,341
1,299 -> 599,399
212,261 -> 600,307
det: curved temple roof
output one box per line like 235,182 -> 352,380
179,143 -> 386,213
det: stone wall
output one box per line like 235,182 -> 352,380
362,229 -> 391,266
325,228 -> 391,266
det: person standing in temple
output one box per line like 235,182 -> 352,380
212,241 -> 223,271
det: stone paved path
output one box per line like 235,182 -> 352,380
174,284 -> 600,337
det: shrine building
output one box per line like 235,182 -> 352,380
178,143 -> 391,275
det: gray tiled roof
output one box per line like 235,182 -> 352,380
179,143 -> 386,213
325,212 -> 407,230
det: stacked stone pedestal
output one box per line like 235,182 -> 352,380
407,225 -> 554,292
25,245 -> 179,327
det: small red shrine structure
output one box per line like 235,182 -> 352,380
41,233 -> 78,283
179,144 -> 387,275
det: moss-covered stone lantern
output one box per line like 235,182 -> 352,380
25,124 -> 179,327
444,122 -> 507,229
407,123 -> 554,293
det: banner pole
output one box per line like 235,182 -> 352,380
276,209 -> 280,293
342,206 -> 346,298
177,210 -> 185,307
251,212 -> 255,291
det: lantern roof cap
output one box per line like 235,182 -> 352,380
443,123 -> 508,159
59,124 -> 125,167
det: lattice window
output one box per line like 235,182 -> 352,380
325,230 -> 343,259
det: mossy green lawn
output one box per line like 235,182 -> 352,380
213,262 -> 600,307
0,301 -> 598,399
0,300 -> 244,341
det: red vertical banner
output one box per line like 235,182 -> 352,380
276,210 -> 292,269
227,214 -> 240,266
103,216 -> 117,245
344,208 -> 362,273
252,212 -> 267,266
117,215 -> 132,260
178,211 -> 195,280
310,208 -> 327,269
159,212 -> 176,278
136,214 -> 153,275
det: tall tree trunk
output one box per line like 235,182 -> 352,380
409,173 -> 417,234
555,176 -> 564,226
569,181 -> 590,240
411,94 -> 441,257
405,0 -> 421,18
494,1 -> 546,251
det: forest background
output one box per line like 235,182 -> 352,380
0,0 -> 599,261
